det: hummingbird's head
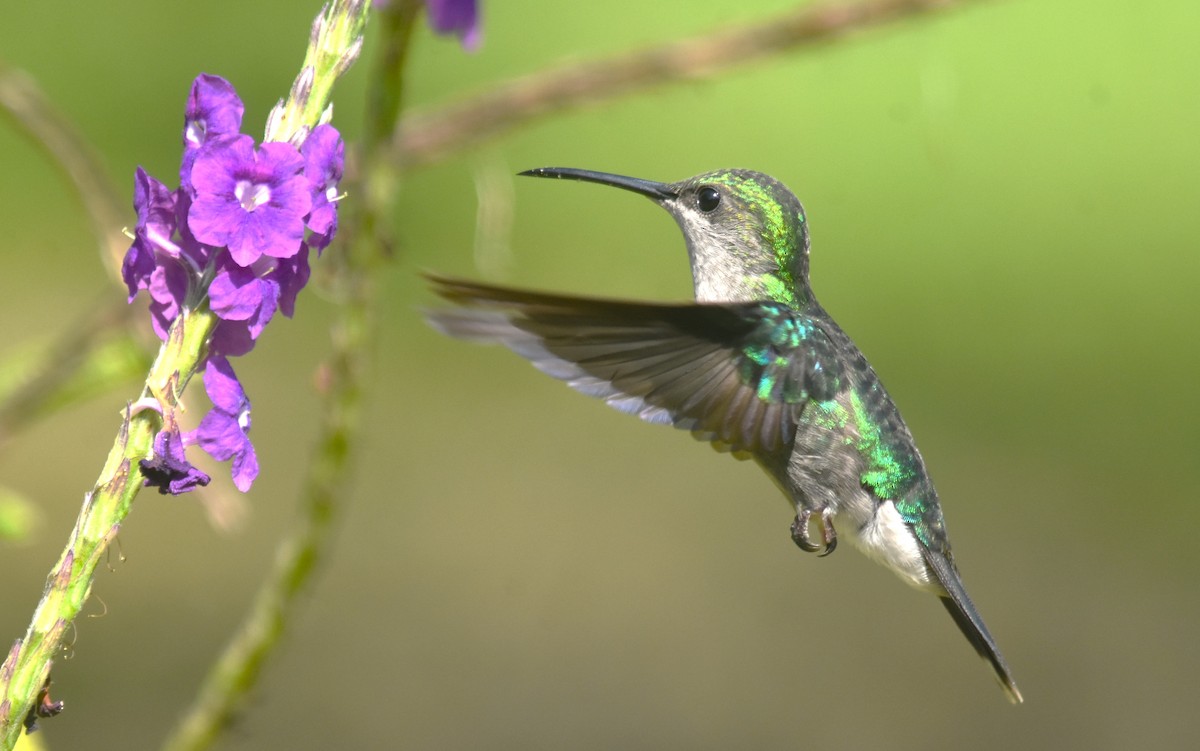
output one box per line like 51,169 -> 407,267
521,167 -> 811,306
660,169 -> 810,305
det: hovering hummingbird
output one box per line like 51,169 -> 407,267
425,167 -> 1022,703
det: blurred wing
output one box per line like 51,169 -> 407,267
425,274 -> 844,455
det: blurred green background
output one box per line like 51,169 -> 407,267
2,0 -> 1198,748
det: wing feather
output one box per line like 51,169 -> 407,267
425,274 -> 844,455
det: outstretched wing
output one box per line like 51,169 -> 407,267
425,274 -> 844,456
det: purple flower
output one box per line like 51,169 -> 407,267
120,74 -> 344,495
191,407 -> 258,492
186,356 -> 258,491
188,135 -> 312,268
122,168 -> 178,301
147,260 -> 190,341
211,319 -> 256,358
274,244 -> 311,318
141,426 -> 211,495
173,191 -> 217,269
121,244 -> 157,303
209,258 -> 280,339
301,124 -> 345,253
425,0 -> 480,49
181,74 -> 244,190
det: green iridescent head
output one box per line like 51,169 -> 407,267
521,167 -> 812,306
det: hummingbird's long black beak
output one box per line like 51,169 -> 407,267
520,167 -> 677,200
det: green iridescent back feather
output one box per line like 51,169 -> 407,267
802,321 -> 950,553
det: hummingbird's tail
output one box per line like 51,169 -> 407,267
924,550 -> 1023,704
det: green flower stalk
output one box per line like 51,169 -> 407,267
0,307 -> 215,747
0,1 -> 367,746
266,0 -> 368,145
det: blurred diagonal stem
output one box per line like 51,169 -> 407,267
0,64 -> 129,274
0,65 -> 147,447
395,0 -> 992,166
0,294 -> 146,449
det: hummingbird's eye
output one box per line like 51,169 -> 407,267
697,186 -> 721,213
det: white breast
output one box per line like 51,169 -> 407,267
843,500 -> 937,592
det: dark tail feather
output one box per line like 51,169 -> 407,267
925,552 -> 1023,703
938,597 -> 1023,703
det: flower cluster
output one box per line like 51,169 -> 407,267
126,74 -> 343,494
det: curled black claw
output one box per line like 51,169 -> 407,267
817,508 -> 838,557
790,509 -> 822,553
791,508 -> 838,556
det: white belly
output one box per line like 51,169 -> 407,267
842,500 -> 937,592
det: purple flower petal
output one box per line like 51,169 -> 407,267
134,168 -> 178,253
186,356 -> 258,491
175,191 -> 216,269
210,319 -> 256,357
181,74 -> 245,190
209,262 -> 281,338
122,168 -> 179,301
302,124 -> 344,249
141,427 -> 211,495
273,244 -> 311,318
425,0 -> 481,49
229,439 -> 259,492
246,280 -> 279,339
148,301 -> 175,342
202,355 -> 248,414
189,410 -> 244,462
188,409 -> 259,492
147,261 -> 190,340
188,136 -> 312,267
121,241 -> 156,302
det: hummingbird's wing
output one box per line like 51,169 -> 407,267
425,274 -> 844,456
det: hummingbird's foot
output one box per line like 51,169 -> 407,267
790,511 -> 820,553
790,507 -> 838,556
817,508 -> 837,557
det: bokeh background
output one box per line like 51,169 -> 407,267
2,0 -> 1198,748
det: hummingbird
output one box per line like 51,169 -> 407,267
425,167 -> 1022,703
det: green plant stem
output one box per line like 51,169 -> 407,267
0,306 -> 217,750
158,4 -> 420,750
